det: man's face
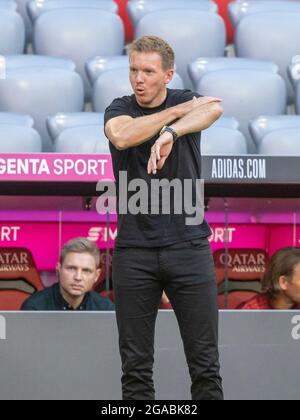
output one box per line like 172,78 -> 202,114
281,263 -> 300,304
129,51 -> 174,107
57,252 -> 100,299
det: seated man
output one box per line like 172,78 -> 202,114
21,238 -> 115,311
238,247 -> 300,310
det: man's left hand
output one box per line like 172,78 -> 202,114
147,132 -> 174,175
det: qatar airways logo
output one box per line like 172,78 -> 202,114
217,252 -> 267,274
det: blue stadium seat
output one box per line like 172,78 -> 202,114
196,69 -> 287,153
0,112 -> 34,127
33,9 -> 125,100
213,116 -> 240,130
3,55 -> 75,71
135,10 -> 226,88
0,125 -> 42,152
288,55 -> 300,114
0,10 -> 25,54
0,65 -> 84,151
168,74 -> 185,90
235,11 -> 300,103
188,57 -> 278,89
54,125 -> 109,153
91,68 -> 133,112
249,115 -> 300,147
127,0 -> 218,28
85,55 -> 129,86
258,128 -> 300,156
27,0 -> 118,23
47,112 -> 104,142
202,127 -> 247,156
91,67 -> 183,112
0,0 -> 16,10
228,0 -> 300,28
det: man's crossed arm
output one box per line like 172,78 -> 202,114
104,96 -> 223,174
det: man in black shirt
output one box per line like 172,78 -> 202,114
104,36 -> 223,400
21,238 -> 114,311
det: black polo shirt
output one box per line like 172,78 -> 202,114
21,283 -> 115,311
104,88 -> 212,248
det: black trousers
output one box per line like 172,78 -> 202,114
112,238 -> 223,401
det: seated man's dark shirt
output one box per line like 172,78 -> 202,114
21,283 -> 115,311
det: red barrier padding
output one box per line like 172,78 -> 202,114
115,0 -> 134,43
0,248 -> 44,310
214,0 -> 234,44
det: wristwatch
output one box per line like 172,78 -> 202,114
159,125 -> 178,142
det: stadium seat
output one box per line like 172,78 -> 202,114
235,11 -> 300,103
3,54 -> 76,71
249,115 -> 300,147
288,55 -> 300,114
54,125 -> 110,153
135,10 -> 226,88
229,0 -> 300,28
127,0 -> 218,28
47,112 -> 104,142
214,248 -> 268,309
0,125 -> 41,152
0,10 -> 25,54
15,0 -> 33,42
0,247 -> 44,310
33,9 -> 125,100
91,67 -> 184,113
196,69 -> 287,153
258,128 -> 300,156
0,64 -> 84,151
188,57 -> 278,89
27,0 -> 118,23
0,0 -> 16,10
213,116 -> 240,130
85,56 -> 129,86
0,112 -> 34,127
0,290 -> 31,311
90,68 -> 132,112
202,127 -> 247,156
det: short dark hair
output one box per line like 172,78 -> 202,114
262,247 -> 300,297
128,36 -> 175,71
60,238 -> 100,267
